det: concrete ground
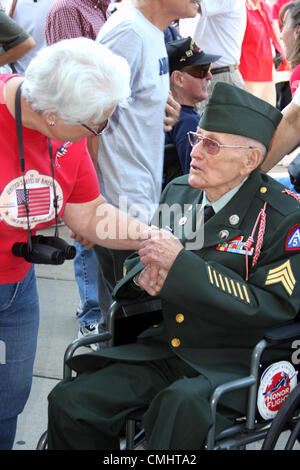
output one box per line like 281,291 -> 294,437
12,158 -> 300,451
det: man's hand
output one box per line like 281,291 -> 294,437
135,264 -> 168,296
164,91 -> 181,132
139,228 -> 183,271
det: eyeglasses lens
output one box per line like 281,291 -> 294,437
188,133 -> 220,155
184,64 -> 211,79
203,138 -> 219,154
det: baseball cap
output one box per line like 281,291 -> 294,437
167,37 -> 220,75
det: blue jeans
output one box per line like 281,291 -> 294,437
73,241 -> 101,327
0,265 -> 39,449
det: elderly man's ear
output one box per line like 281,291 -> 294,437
242,148 -> 263,175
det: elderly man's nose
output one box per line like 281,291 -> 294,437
191,141 -> 204,158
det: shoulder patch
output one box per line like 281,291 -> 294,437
285,224 -> 300,251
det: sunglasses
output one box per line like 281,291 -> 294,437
81,119 -> 109,136
182,64 -> 212,79
187,132 -> 254,156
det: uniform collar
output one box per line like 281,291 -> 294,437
202,177 -> 248,213
194,170 -> 265,249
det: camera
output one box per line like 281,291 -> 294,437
12,235 -> 76,265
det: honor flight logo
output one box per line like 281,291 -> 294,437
0,170 -> 63,229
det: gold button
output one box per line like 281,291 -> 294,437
171,338 -> 181,348
152,324 -> 159,328
176,313 -> 184,323
260,186 -> 267,194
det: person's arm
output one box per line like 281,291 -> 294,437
0,36 -> 35,66
260,101 -> 300,172
62,195 -> 149,251
0,11 -> 35,65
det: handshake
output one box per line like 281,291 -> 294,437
134,225 -> 184,296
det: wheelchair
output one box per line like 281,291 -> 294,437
36,298 -> 300,451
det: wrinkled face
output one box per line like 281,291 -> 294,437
164,0 -> 200,19
280,11 -> 299,58
188,129 -> 253,201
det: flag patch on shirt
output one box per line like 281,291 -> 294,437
16,187 -> 50,218
285,224 -> 300,251
216,236 -> 253,255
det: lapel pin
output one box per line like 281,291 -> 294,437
219,230 -> 229,241
229,214 -> 239,225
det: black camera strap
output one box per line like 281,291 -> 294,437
47,139 -> 59,238
14,82 -> 60,248
15,82 -> 32,251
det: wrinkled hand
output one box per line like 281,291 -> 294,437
139,228 -> 183,272
135,264 -> 168,296
164,91 -> 181,132
70,231 -> 94,250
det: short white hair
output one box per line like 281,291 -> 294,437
22,37 -> 131,125
234,135 -> 267,161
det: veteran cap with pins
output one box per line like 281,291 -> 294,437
166,36 -> 220,75
199,82 -> 283,150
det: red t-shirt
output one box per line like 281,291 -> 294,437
290,63 -> 300,95
240,2 -> 281,81
272,0 -> 293,21
0,74 -> 100,283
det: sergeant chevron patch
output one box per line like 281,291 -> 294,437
265,260 -> 296,296
206,265 -> 251,304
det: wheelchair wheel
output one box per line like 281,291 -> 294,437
262,383 -> 300,450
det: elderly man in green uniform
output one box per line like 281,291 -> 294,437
47,83 -> 300,450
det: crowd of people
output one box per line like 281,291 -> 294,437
0,0 -> 300,451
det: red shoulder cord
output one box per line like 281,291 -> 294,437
243,190 -> 300,280
282,188 -> 300,203
244,202 -> 267,281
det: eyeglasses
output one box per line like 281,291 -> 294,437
81,119 -> 109,136
182,64 -> 211,79
187,132 -> 254,155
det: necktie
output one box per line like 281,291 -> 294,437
204,205 -> 215,223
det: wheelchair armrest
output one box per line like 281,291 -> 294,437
264,322 -> 300,344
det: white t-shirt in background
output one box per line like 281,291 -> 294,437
96,7 -> 170,222
179,0 -> 247,68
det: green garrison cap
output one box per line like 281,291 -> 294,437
199,82 -> 282,149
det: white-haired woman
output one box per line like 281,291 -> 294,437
0,37 -> 147,450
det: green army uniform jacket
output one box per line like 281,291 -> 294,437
69,169 -> 300,411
